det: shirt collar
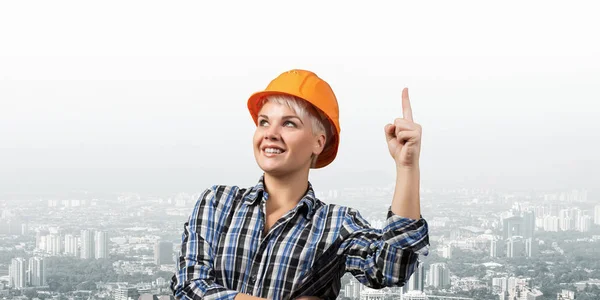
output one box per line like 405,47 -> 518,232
243,173 -> 318,220
243,174 -> 267,206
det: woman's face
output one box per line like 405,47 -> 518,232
253,101 -> 325,176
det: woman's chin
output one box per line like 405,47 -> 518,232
258,160 -> 297,176
259,164 -> 286,175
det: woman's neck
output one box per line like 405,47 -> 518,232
263,168 -> 310,210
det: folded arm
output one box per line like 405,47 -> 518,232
171,186 -> 264,300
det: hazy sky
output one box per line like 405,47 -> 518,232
1,1 -> 599,196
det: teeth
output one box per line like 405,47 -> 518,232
265,148 -> 283,154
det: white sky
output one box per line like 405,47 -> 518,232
1,1 -> 599,195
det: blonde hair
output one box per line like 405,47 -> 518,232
259,94 -> 335,168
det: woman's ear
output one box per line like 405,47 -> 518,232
313,133 -> 326,156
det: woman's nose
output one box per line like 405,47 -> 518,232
264,124 -> 280,140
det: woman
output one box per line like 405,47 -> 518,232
170,69 -> 430,300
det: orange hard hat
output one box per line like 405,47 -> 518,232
247,69 -> 341,169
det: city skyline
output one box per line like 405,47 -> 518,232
1,183 -> 598,299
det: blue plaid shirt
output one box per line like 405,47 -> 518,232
170,174 -> 429,300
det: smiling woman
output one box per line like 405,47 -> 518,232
170,69 -> 430,300
254,94 -> 334,173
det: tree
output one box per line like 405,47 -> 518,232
76,281 -> 97,291
22,289 -> 37,299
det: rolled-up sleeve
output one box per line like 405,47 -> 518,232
340,207 -> 430,289
170,186 -> 239,300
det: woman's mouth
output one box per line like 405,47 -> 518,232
263,147 -> 285,156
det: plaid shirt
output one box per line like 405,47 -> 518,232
170,174 -> 430,300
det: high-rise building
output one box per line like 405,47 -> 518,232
490,238 -> 504,257
594,205 -> 600,225
543,216 -> 559,232
428,263 -> 450,288
81,230 -> 95,259
0,219 -> 25,235
522,211 -> 535,238
559,209 -> 573,231
511,284 -> 543,300
579,215 -> 592,232
557,289 -> 575,300
28,257 -> 45,286
9,257 -> 26,289
492,277 -> 508,294
344,278 -> 362,299
503,216 -> 523,239
506,236 -> 525,258
507,277 -> 519,292
115,286 -> 140,300
35,229 -> 48,250
533,206 -> 545,218
535,216 -> 544,229
439,244 -> 452,259
547,203 -> 559,216
95,231 -> 108,259
560,217 -> 572,231
403,263 -> 424,294
154,241 -> 173,265
64,234 -> 79,257
566,189 -> 588,202
525,238 -> 537,257
571,209 -> 583,231
46,234 -> 62,255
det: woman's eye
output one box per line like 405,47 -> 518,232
258,119 -> 295,127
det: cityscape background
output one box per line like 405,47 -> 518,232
1,1 -> 599,299
1,186 -> 599,299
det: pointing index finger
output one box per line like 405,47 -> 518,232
402,87 -> 413,122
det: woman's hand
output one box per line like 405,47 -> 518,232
384,87 -> 422,169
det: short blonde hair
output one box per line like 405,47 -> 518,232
259,94 -> 335,168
